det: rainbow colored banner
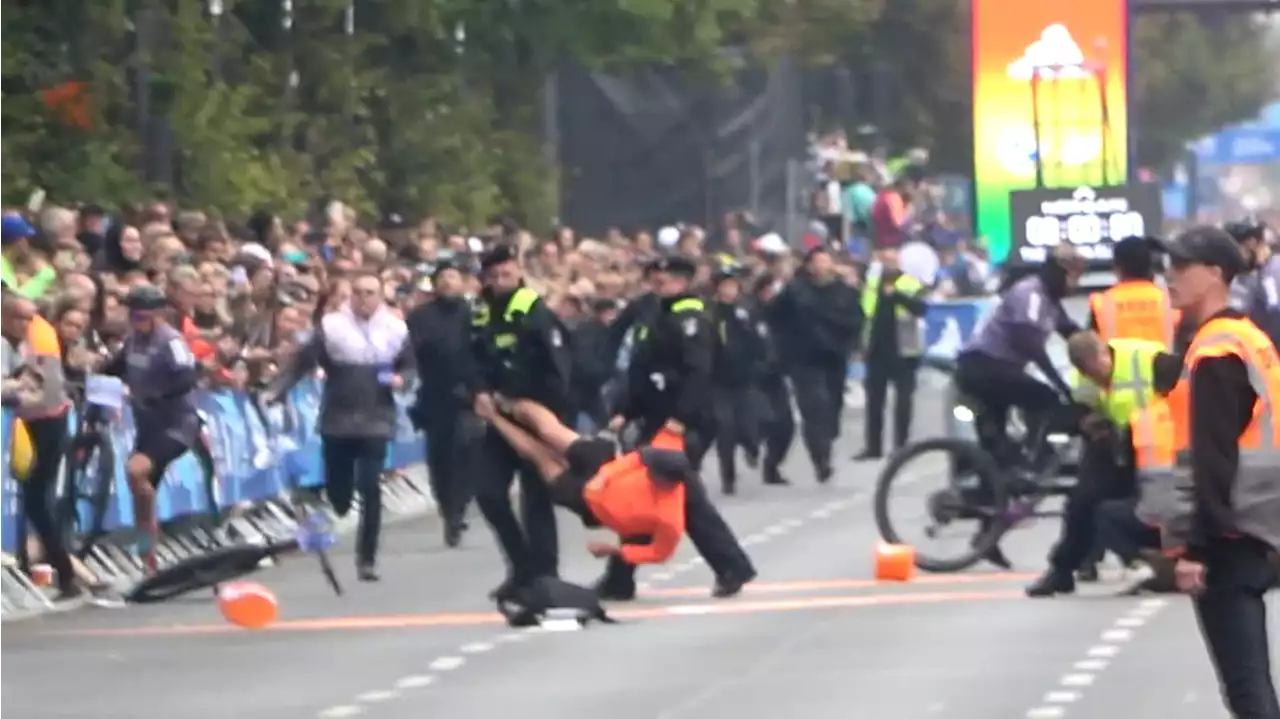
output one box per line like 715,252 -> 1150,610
972,0 -> 1129,263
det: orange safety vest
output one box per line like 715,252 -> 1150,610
1133,316 -> 1280,554
582,429 -> 687,565
1089,281 -> 1178,347
19,315 -> 71,419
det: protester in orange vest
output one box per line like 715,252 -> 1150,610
1088,236 -> 1180,348
474,396 -> 755,596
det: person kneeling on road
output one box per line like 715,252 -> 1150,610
474,395 -> 756,599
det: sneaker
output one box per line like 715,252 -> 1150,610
356,562 -> 380,582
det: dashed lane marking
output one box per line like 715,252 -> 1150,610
1023,598 -> 1170,719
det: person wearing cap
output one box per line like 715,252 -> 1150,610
98,285 -> 208,574
406,261 -> 481,548
749,273 -> 796,485
853,245 -> 928,462
603,257 -> 663,366
471,244 -> 574,600
1150,225 -> 1280,718
766,245 -> 862,482
605,252 -> 757,599
1224,218 -> 1280,351
1087,236 -> 1178,348
2,214 -> 57,300
708,261 -> 766,495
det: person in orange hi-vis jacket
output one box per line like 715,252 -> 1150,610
474,396 -> 755,597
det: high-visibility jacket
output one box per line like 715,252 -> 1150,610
1071,338 -> 1163,428
582,428 -> 687,565
1133,316 -> 1280,554
860,272 -> 924,356
1089,281 -> 1178,347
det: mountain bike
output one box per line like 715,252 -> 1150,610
872,354 -> 1080,572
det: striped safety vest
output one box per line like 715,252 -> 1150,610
1072,338 -> 1163,428
1089,281 -> 1178,347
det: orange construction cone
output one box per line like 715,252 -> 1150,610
216,581 -> 279,629
874,542 -> 916,582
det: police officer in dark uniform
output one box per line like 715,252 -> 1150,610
766,247 -> 862,481
406,261 -> 481,548
604,259 -> 662,366
602,254 -> 757,599
471,245 -> 574,599
751,273 -> 795,486
708,262 -> 764,494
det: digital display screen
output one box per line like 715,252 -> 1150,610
971,0 -> 1129,264
1009,184 -> 1163,263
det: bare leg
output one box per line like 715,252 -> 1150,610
486,410 -> 568,482
510,399 -> 581,455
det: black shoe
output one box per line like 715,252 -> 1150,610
1025,569 -> 1075,597
744,449 -> 760,469
54,584 -> 84,602
595,578 -> 637,602
852,450 -> 883,462
712,569 -> 757,599
762,468 -> 790,486
489,576 -> 525,601
357,563 -> 380,582
722,482 -> 736,496
982,545 -> 1014,570
1075,563 -> 1099,583
816,463 -> 834,484
444,522 -> 464,549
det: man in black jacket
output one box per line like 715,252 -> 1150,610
406,263 -> 481,548
709,264 -> 764,495
766,247 -> 862,481
571,298 -> 620,431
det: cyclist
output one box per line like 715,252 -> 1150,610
100,285 -> 203,574
953,245 -> 1085,567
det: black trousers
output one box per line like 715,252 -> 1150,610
1049,436 -> 1134,572
862,355 -> 919,455
474,427 -> 559,582
599,436 -> 755,589
789,361 -> 846,470
423,412 -> 476,527
1192,538 -> 1280,719
17,416 -> 75,592
954,351 -> 1063,462
712,385 -> 760,490
759,378 -> 795,474
321,435 -> 388,565
1094,497 -> 1161,565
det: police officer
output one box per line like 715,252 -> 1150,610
1087,236 -> 1177,346
406,262 -> 481,548
854,246 -> 927,461
709,262 -> 763,495
603,259 -> 662,366
1225,218 -> 1280,350
603,254 -> 757,599
471,245 -> 574,600
766,247 -> 862,481
751,273 -> 795,486
1145,225 -> 1280,719
1026,331 -> 1163,597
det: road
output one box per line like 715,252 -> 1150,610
3,397 -> 1273,719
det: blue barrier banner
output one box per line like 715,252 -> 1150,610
849,298 -> 995,379
1,377 -> 426,554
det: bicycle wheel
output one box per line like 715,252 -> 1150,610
65,434 -> 117,558
124,544 -> 275,604
873,437 -> 1011,573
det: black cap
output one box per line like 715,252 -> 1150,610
591,297 -> 621,313
638,447 -> 694,484
1224,218 -> 1265,244
652,254 -> 697,278
1155,226 -> 1246,282
431,258 -> 467,280
125,285 -> 170,311
479,244 -> 518,271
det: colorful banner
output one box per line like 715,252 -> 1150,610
972,0 -> 1129,263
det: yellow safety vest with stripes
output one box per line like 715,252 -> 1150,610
472,286 -> 540,351
1070,338 -> 1163,428
860,273 -> 924,356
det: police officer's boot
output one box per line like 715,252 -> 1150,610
1025,568 -> 1075,597
762,465 -> 790,486
721,469 -> 737,496
595,557 -> 637,601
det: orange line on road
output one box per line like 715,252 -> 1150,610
53,588 -> 1024,639
642,572 -> 1037,598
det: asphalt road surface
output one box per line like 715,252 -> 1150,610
4,396 -> 1275,719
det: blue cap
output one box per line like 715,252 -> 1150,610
1,214 -> 36,244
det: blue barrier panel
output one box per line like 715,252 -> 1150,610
1,376 -> 426,555
848,298 -> 996,380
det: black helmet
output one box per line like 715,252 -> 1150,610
124,285 -> 169,311
1224,218 -> 1265,244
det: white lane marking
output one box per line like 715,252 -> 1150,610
1026,708 -> 1066,719
742,535 -> 766,546
1044,691 -> 1080,703
1114,616 -> 1145,628
429,656 -> 465,672
687,556 -> 705,565
318,706 -> 364,718
810,507 -> 833,519
780,518 -> 804,530
1060,674 -> 1095,687
355,690 -> 397,703
394,675 -> 435,689
499,631 -> 530,642
1087,645 -> 1120,658
1101,628 -> 1132,642
763,524 -> 789,537
1073,659 -> 1108,671
664,604 -> 716,616
460,642 -> 494,654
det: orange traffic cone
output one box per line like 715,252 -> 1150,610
217,581 -> 279,629
874,542 -> 916,582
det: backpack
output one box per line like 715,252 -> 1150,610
496,576 -> 620,628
